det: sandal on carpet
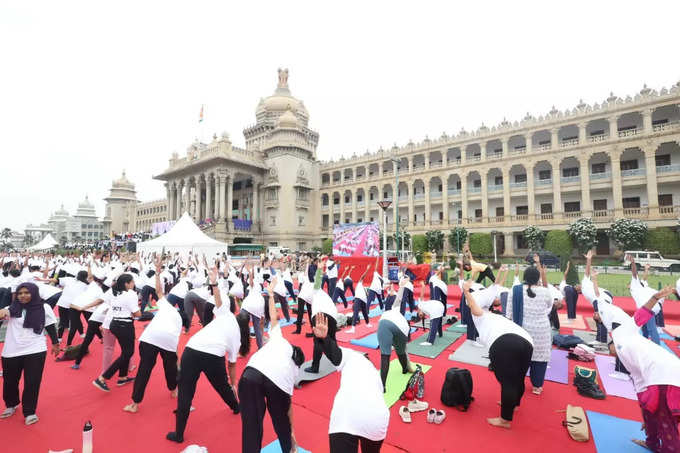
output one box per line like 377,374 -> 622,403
398,406 -> 412,423
1,406 -> 18,418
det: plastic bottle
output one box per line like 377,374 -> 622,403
82,421 -> 93,453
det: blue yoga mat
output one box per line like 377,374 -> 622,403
660,331 -> 673,340
350,327 -> 417,350
586,410 -> 646,453
261,439 -> 310,453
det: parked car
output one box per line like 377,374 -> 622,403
525,251 -> 560,268
267,246 -> 291,259
623,250 -> 680,271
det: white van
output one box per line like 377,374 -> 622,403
267,246 -> 291,259
623,250 -> 680,272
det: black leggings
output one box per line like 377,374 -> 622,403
399,288 -> 415,315
57,306 -> 71,339
344,279 -> 355,297
476,266 -> 496,283
74,319 -> 103,365
238,367 -> 292,453
174,347 -> 239,438
102,320 -> 135,380
329,432 -> 383,453
284,281 -> 297,303
294,298 -> 313,332
274,293 -> 291,322
132,341 -> 178,403
66,308 -> 87,346
367,289 -> 384,310
351,299 -> 370,326
2,351 -> 46,417
488,333 -> 533,421
332,287 -> 348,308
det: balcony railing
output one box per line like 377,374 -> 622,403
430,162 -> 443,168
510,182 -> 527,189
414,193 -> 424,200
590,171 -> 611,180
322,205 -> 329,211
621,168 -> 645,177
430,192 -> 442,200
560,138 -> 579,148
564,211 -> 582,218
653,120 -> 680,132
536,144 -> 551,152
488,184 -> 503,192
488,216 -> 505,224
618,128 -> 640,138
588,134 -> 608,143
657,164 -> 680,174
593,209 -> 613,219
536,179 -> 552,186
538,213 -> 554,221
561,176 -> 580,184
431,219 -> 442,225
357,201 -> 365,208
468,187 -> 481,194
468,155 -> 482,162
660,205 -> 680,216
448,188 -> 461,196
398,196 -> 408,203
344,177 -> 353,183
623,207 -> 649,217
355,175 -> 365,181
509,148 -> 526,156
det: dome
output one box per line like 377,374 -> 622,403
78,195 -> 94,209
256,68 -> 308,117
113,170 -> 135,189
276,108 -> 299,128
54,204 -> 69,216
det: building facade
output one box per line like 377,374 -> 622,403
155,69 -> 320,251
42,196 -> 104,244
24,224 -> 53,245
103,171 -> 139,236
319,84 -> 680,255
135,199 -> 169,233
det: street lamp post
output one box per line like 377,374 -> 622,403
377,199 -> 392,280
392,157 -> 400,262
491,230 -> 498,263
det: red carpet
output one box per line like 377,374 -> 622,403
2,287 -> 679,453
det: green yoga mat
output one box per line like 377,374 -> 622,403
407,329 -> 464,359
0,321 -> 6,343
447,322 -> 468,334
383,359 -> 432,408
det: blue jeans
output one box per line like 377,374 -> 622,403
367,289 -> 383,310
529,361 -> 548,387
642,315 -> 660,345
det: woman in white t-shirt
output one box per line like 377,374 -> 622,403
123,259 -> 182,414
463,279 -> 533,429
238,278 -> 305,453
67,269 -> 108,367
93,273 -> 141,392
0,282 -> 60,425
240,267 -> 267,349
57,270 -> 89,346
346,267 -> 371,333
167,267 -> 192,333
293,258 -> 315,336
166,266 -> 251,444
378,283 -> 414,391
313,314 -> 389,452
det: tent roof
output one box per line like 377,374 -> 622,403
28,233 -> 58,251
138,212 -> 228,249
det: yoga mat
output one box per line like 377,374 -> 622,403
586,317 -> 597,331
407,329 -> 463,359
383,359 -> 432,408
447,322 -> 468,333
660,331 -> 673,341
350,327 -> 417,350
0,321 -> 6,343
664,324 -> 680,337
525,349 -> 568,384
336,322 -> 377,343
586,411 -> 646,453
449,339 -> 490,368
558,313 -> 586,330
594,354 -> 637,400
294,355 -> 336,388
261,439 -> 311,453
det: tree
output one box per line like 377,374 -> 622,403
412,234 -> 428,263
608,218 -> 647,251
522,225 -> 546,251
425,230 -> 444,254
567,218 -> 598,253
448,227 -> 468,253
392,230 -> 411,250
322,238 -> 333,255
468,233 -> 493,257
545,230 -> 573,268
645,227 -> 680,255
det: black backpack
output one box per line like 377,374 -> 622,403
440,367 -> 474,411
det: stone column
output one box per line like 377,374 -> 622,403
184,179 -> 191,217
480,172 -> 488,223
205,175 -> 213,220
525,133 -> 532,154
479,142 -> 486,160
339,191 -> 346,224
527,163 -> 535,219
503,231 -> 515,256
226,176 -> 233,225
217,174 -> 225,221
609,116 -> 618,140
442,174 -> 449,225
378,162 -> 383,178
165,183 -> 172,220
645,148 -> 659,216
552,161 -> 562,220
424,178 -> 431,226
611,150 -> 623,214
442,152 -> 448,167
461,147 -> 467,165
252,180 -> 259,224
578,122 -> 587,145
642,108 -> 653,134
392,189 -> 397,229
425,155 -> 430,170
352,189 -> 358,224
461,173 -> 468,224
501,137 -> 508,159
407,157 -> 413,173
502,167 -> 510,222
579,156 -> 591,214
407,182 -> 414,226
195,178 -> 202,221
551,128 -> 559,149
176,181 -> 183,218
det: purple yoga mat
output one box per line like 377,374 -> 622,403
526,349 -> 569,384
594,354 -> 637,401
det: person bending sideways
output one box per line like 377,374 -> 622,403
124,257 -> 182,414
463,242 -> 495,283
463,279 -> 533,429
166,266 -> 251,444
238,279 -> 305,453
377,287 -> 414,392
313,314 -> 389,453
0,283 -> 60,426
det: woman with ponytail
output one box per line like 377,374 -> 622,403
166,266 -> 249,444
505,255 -> 553,395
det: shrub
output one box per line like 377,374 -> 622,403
567,218 -> 598,253
412,234 -> 428,256
425,230 -> 445,254
545,230 -> 573,269
448,227 -> 468,253
322,238 -> 333,255
468,233 -> 493,257
608,218 -> 648,251
523,225 -> 546,251
645,227 -> 680,255
392,230 -> 411,250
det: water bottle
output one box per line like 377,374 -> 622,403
82,420 -> 93,453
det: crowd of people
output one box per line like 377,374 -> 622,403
1,243 -> 679,452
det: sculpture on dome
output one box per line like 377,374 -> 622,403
277,68 -> 289,88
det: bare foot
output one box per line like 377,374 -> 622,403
532,387 -> 543,395
631,439 -> 647,448
487,417 -> 511,429
123,403 -> 138,413
171,389 -> 178,398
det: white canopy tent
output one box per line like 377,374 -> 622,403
137,212 -> 228,257
28,233 -> 58,251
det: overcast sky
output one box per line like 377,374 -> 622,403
2,1 -> 679,231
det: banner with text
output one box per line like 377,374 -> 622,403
332,222 -> 380,257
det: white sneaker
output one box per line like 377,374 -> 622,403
345,327 -> 355,334
459,324 -> 467,327
0,406 -> 18,418
25,414 -> 39,425
472,341 -> 485,348
366,323 -> 373,327
407,399 -> 429,413
419,341 -> 432,346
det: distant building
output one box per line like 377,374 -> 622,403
24,224 -> 52,245
102,171 -> 138,236
44,195 -> 104,244
135,199 -> 168,233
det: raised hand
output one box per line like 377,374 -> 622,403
312,313 -> 329,339
585,250 -> 593,260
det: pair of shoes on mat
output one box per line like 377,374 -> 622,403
573,375 -> 606,399
427,408 -> 446,424
398,406 -> 412,423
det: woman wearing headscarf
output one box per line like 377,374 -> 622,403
238,278 -> 305,453
0,282 -> 60,425
505,256 -> 553,396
